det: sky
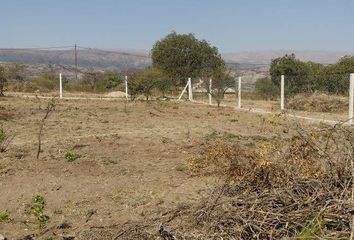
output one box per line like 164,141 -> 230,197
1,0 -> 354,52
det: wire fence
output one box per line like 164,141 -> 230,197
2,45 -> 354,124
181,74 -> 354,124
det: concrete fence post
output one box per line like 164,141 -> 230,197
125,75 -> 128,100
188,77 -> 193,101
281,75 -> 285,111
59,73 -> 63,99
209,78 -> 212,105
238,77 -> 242,108
349,73 -> 354,124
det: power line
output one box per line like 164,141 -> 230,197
77,46 -> 151,59
0,46 -> 74,50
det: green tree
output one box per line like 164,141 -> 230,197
0,66 -> 7,96
6,63 -> 26,81
270,54 -> 312,95
321,56 -> 354,94
255,77 -> 279,100
36,64 -> 58,91
128,67 -> 167,100
204,66 -> 235,107
81,70 -> 123,92
151,32 -> 225,86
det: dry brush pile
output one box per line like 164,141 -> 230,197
107,121 -> 354,240
288,93 -> 348,113
181,122 -> 354,239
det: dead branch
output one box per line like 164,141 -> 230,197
36,98 -> 56,159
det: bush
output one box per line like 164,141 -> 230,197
81,70 -> 123,93
128,66 -> 169,100
27,195 -> 50,227
255,77 -> 279,100
0,210 -> 10,223
0,66 -> 7,96
65,152 -> 80,162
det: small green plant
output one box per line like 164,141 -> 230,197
298,217 -> 322,240
175,164 -> 187,172
0,129 -> 6,143
27,195 -> 50,227
0,210 -> 10,223
161,137 -> 170,144
64,152 -> 80,162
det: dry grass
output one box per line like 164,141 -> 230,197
288,93 -> 348,113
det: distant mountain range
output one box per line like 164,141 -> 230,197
1,48 -> 353,71
0,48 -> 151,70
223,50 -> 354,65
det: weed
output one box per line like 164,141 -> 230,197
299,217 -> 322,239
64,152 -> 80,162
0,129 -> 5,143
53,209 -> 63,215
27,195 -> 50,227
0,125 -> 14,152
161,137 -> 170,144
0,210 -> 10,223
175,164 -> 187,172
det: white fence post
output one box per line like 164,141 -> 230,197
281,75 -> 285,111
125,75 -> 128,100
59,73 -> 63,99
238,77 -> 242,108
188,77 -> 193,101
209,78 -> 212,105
349,73 -> 354,125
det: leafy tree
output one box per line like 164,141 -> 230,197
151,32 -> 225,86
6,63 -> 26,81
81,69 -> 122,92
204,66 -> 235,107
321,56 -> 354,94
0,66 -> 7,96
128,67 -> 167,100
268,54 -> 354,96
270,54 -> 312,95
35,64 -> 58,91
255,77 -> 279,100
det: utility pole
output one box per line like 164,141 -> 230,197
74,44 -> 78,81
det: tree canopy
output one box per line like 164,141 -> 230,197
269,54 -> 354,95
151,32 -> 225,86
0,66 -> 7,96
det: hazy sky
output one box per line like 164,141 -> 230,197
1,0 -> 353,52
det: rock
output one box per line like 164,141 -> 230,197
62,236 -> 75,240
0,234 -> 7,240
58,221 -> 71,229
23,235 -> 34,240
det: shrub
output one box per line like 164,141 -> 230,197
0,210 -> 10,223
27,195 -> 50,227
65,152 -> 80,162
0,66 -> 7,96
255,77 -> 279,100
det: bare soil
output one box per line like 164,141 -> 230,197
0,96 -> 331,239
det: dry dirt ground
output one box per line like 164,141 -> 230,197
0,96 -> 332,239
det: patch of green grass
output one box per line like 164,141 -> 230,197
161,137 -> 170,144
0,210 -> 10,223
0,130 -> 6,143
64,152 -> 81,162
298,217 -> 322,240
27,195 -> 50,228
175,164 -> 187,172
